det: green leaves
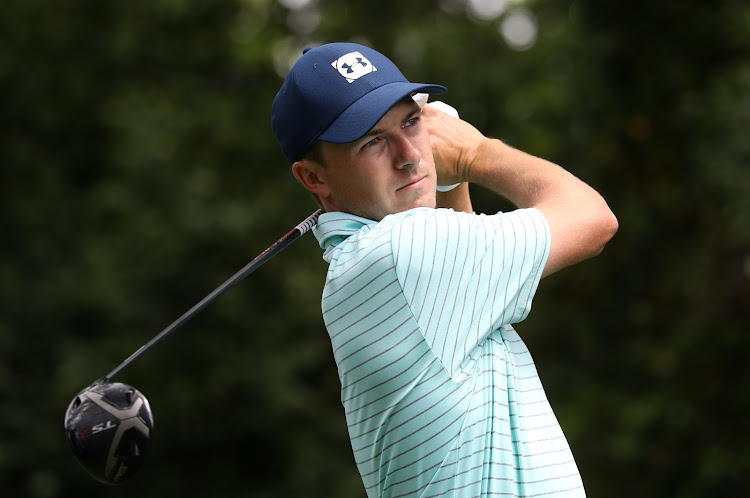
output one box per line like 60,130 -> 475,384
2,0 -> 749,496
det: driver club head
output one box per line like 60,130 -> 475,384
64,381 -> 154,485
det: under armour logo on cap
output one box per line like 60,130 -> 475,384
331,51 -> 377,83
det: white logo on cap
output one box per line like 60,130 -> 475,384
331,51 -> 377,83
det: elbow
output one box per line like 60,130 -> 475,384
590,207 -> 619,256
606,209 -> 619,240
538,198 -> 618,277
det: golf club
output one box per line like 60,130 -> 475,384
64,209 -> 324,484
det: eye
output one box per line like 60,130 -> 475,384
405,116 -> 420,127
362,137 -> 382,149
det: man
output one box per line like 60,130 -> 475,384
271,42 -> 617,497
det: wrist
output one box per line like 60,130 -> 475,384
464,137 -> 506,184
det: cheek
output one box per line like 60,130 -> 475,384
331,168 -> 385,204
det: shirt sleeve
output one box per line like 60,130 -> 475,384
391,208 -> 550,379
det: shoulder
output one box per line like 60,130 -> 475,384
322,209 -> 455,282
387,207 -> 547,246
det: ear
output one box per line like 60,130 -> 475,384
292,159 -> 331,198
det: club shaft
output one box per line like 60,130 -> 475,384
103,209 -> 324,382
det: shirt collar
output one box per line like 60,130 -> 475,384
312,212 -> 377,262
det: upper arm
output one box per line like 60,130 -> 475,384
436,182 -> 473,213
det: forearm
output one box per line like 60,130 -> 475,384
467,139 -> 588,208
436,182 -> 473,213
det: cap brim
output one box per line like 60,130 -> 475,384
317,82 -> 447,144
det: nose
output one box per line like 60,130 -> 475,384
394,133 -> 421,170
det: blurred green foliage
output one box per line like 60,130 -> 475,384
2,0 -> 749,496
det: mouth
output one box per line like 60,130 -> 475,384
397,176 -> 427,192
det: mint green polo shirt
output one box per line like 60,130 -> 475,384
313,207 -> 584,498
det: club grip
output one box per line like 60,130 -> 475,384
295,209 -> 324,234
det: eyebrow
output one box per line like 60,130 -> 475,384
358,106 -> 421,143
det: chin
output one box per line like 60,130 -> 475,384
395,202 -> 433,216
412,192 -> 437,210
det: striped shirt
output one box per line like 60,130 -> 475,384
313,207 -> 585,498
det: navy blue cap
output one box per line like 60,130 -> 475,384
272,42 -> 447,163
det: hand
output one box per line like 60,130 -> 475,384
422,103 -> 486,185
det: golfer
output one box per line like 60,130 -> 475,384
272,42 -> 617,498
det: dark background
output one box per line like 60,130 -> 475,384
2,0 -> 749,496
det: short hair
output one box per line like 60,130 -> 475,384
302,140 -> 325,166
